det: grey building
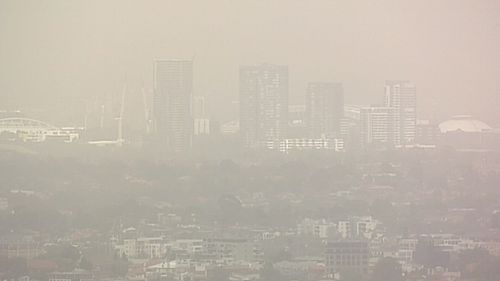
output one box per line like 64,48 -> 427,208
153,60 -> 193,152
306,82 -> 344,138
239,64 -> 289,147
325,241 -> 369,277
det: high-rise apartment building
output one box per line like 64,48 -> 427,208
239,64 -> 288,147
385,81 -> 417,145
306,82 -> 344,138
153,60 -> 193,152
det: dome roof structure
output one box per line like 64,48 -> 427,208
439,115 -> 492,133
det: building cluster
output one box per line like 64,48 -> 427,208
5,213 -> 499,281
149,61 -> 500,152
105,227 -> 265,281
2,155 -> 500,281
112,235 -> 261,265
236,65 -> 421,152
1,62 -> 499,152
150,61 -> 420,152
297,216 -> 379,240
102,61 -> 500,152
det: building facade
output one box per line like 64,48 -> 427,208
239,64 -> 289,147
153,60 -> 193,152
385,81 -> 417,145
306,82 -> 344,139
325,241 -> 369,277
359,106 -> 399,147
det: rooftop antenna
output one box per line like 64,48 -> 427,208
100,104 -> 105,129
116,84 -> 127,146
141,86 -> 151,134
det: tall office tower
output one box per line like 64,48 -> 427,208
239,64 -> 289,147
385,81 -> 417,145
153,60 -> 193,152
359,106 -> 399,147
306,82 -> 344,138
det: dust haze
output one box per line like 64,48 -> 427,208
1,1 -> 500,281
1,1 -> 500,126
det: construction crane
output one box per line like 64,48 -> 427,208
88,84 -> 127,147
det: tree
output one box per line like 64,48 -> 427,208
0,257 -> 28,278
477,255 -> 500,281
455,248 -> 489,276
371,257 -> 403,281
260,262 -> 285,281
79,256 -> 93,271
414,239 -> 449,268
339,270 -> 363,281
207,267 -> 229,281
455,248 -> 500,281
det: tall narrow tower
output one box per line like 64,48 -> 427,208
385,81 -> 417,145
153,60 -> 193,152
239,64 -> 289,147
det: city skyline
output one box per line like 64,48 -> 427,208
2,2 -> 500,281
1,1 -> 500,127
1,58 -> 498,153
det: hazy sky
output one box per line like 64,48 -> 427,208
1,0 -> 499,126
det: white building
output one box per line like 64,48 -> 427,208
170,239 -> 203,254
115,236 -> 167,259
239,64 -> 288,147
267,137 -> 344,153
338,216 -> 378,239
194,118 -> 210,136
297,218 -> 336,238
385,81 -> 417,145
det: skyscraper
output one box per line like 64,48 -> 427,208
306,82 -> 344,138
153,60 -> 193,152
385,81 -> 417,145
239,64 -> 288,147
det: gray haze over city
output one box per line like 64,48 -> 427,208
1,1 -> 500,126
1,1 -> 500,281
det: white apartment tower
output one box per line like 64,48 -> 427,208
239,64 -> 289,147
385,81 -> 417,145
